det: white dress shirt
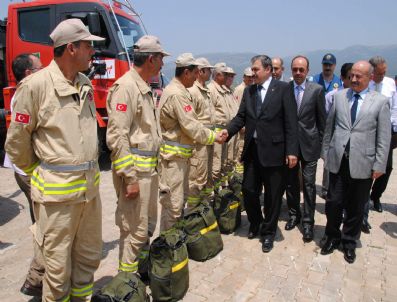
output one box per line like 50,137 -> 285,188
253,77 -> 272,138
369,77 -> 397,131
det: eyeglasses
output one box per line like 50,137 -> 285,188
292,67 -> 306,73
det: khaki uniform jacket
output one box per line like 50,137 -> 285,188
5,60 -> 99,204
208,80 -> 232,128
223,85 -> 238,117
106,68 -> 162,184
233,82 -> 246,104
158,78 -> 216,160
187,80 -> 215,127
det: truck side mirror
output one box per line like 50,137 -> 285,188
87,12 -> 101,36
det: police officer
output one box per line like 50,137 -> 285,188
158,53 -> 227,231
6,19 -> 104,301
312,53 -> 343,93
208,63 -> 232,190
186,57 -> 216,207
106,35 -> 169,273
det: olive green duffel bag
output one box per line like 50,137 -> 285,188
91,271 -> 149,302
177,201 -> 223,262
149,228 -> 189,302
213,188 -> 241,234
228,172 -> 245,212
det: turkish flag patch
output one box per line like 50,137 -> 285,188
15,112 -> 31,124
116,103 -> 127,112
184,105 -> 192,112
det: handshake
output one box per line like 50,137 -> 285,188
215,129 -> 229,144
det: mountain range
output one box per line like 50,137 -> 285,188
162,44 -> 397,84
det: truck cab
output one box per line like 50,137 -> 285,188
0,0 -> 160,157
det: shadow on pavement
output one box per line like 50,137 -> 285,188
0,192 -> 23,226
93,275 -> 113,291
379,221 -> 397,239
102,239 -> 119,259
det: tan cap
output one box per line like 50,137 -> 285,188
243,67 -> 254,76
225,67 -> 236,75
133,35 -> 170,56
195,57 -> 214,69
214,62 -> 228,73
50,18 -> 105,48
175,53 -> 204,67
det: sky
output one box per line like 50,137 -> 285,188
1,0 -> 397,60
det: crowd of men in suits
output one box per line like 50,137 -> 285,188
225,53 -> 396,264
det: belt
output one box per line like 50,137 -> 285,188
130,148 -> 158,157
40,160 -> 98,172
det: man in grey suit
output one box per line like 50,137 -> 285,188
321,61 -> 391,263
285,55 -> 326,243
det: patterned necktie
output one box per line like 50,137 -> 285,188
295,85 -> 303,111
351,93 -> 360,125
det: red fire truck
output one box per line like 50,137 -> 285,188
0,0 -> 165,157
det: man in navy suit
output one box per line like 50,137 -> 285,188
226,55 -> 298,253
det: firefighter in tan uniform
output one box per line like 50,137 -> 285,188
223,67 -> 239,177
106,35 -> 169,274
186,57 -> 216,207
158,53 -> 227,231
208,63 -> 232,190
233,67 -> 254,173
5,19 -> 105,302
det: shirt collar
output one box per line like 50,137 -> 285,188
352,87 -> 369,100
259,77 -> 272,90
293,80 -> 306,90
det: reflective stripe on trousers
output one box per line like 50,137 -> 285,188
31,171 -> 100,195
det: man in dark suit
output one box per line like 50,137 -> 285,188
226,55 -> 298,253
321,61 -> 391,263
285,56 -> 326,242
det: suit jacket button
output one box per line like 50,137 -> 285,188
343,145 -> 346,147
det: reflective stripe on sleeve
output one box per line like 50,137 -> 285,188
23,161 -> 40,174
206,130 -> 215,145
112,154 -> 134,171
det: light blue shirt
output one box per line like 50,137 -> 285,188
349,88 -> 369,118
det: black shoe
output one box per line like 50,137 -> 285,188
372,199 -> 383,213
361,220 -> 371,234
20,280 -> 42,297
248,225 -> 259,239
261,238 -> 274,253
302,225 -> 314,243
320,238 -> 340,255
343,248 -> 356,264
285,217 -> 300,231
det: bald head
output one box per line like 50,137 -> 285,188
272,57 -> 284,80
350,61 -> 373,93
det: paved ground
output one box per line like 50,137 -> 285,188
0,155 -> 396,302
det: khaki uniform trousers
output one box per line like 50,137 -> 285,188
187,145 -> 214,207
226,136 -> 237,176
14,172 -> 46,288
212,143 -> 228,190
113,171 -> 158,272
33,197 -> 102,302
235,132 -> 244,173
159,159 -> 188,231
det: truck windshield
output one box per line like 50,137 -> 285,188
113,14 -> 144,55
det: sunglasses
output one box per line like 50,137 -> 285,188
292,67 -> 306,73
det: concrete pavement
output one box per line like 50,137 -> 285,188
0,156 -> 396,302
